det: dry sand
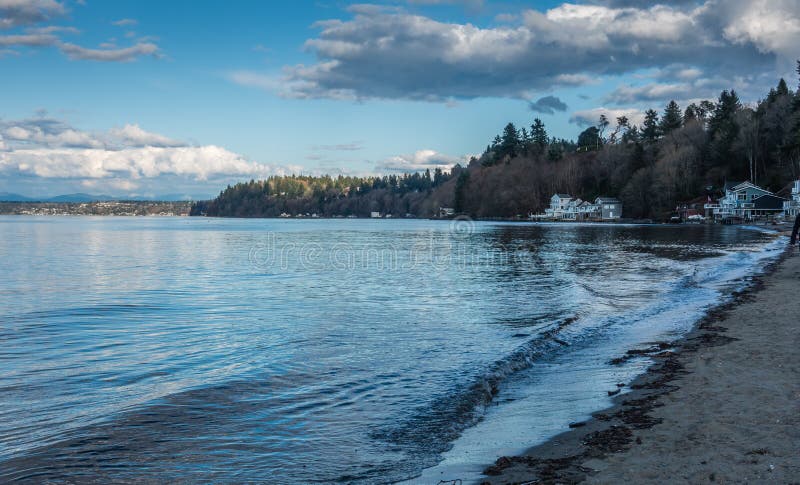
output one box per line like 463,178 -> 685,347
481,244 -> 800,484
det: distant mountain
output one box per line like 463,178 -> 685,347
45,193 -> 117,203
0,192 -> 34,202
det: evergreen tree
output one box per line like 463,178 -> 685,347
708,90 -> 742,168
660,100 -> 683,134
642,109 -> 660,142
530,118 -> 548,153
500,122 -> 520,159
777,78 -> 789,96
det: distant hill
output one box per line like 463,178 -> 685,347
0,193 -> 193,202
0,192 -> 34,202
46,193 -> 117,203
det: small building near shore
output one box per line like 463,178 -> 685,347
544,194 -> 573,219
438,207 -> 455,218
595,197 -> 622,221
540,194 -> 622,221
705,181 -> 786,221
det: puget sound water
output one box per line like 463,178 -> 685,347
0,216 -> 783,483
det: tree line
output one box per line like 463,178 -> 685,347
191,169 -> 458,218
193,62 -> 800,220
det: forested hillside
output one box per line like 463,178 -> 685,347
192,63 -> 800,220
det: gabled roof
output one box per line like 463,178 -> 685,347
723,180 -> 745,192
553,193 -> 572,199
729,181 -> 772,195
595,197 -> 621,203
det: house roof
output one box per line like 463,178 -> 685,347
553,193 -> 572,199
729,181 -> 772,194
595,197 -> 621,203
723,181 -> 745,192
753,194 -> 787,210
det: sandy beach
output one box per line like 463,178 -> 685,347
482,239 -> 800,484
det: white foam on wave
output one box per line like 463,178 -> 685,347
402,231 -> 786,484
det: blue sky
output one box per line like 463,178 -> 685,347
0,0 -> 798,199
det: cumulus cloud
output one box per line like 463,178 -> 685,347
0,0 -> 65,29
721,1 -> 800,61
3,145 -> 283,180
569,107 -> 646,127
109,124 -> 183,147
375,149 -> 467,172
0,116 -> 295,194
529,95 -> 568,114
0,117 -> 103,148
261,1 -> 793,101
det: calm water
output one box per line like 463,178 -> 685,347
0,217 -> 782,483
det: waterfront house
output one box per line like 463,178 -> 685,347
705,181 -> 786,221
594,197 -> 622,221
541,194 -> 622,221
544,194 -> 573,220
783,180 -> 800,218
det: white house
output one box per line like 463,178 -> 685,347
705,181 -> 785,221
544,194 -> 573,219
541,194 -> 622,221
784,180 -> 800,218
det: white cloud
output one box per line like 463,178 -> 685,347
0,116 -> 297,190
0,1 -> 159,62
605,82 -> 693,104
0,32 -> 56,46
255,1 -> 791,101
719,0 -> 800,59
2,145 -> 285,180
58,41 -> 159,62
112,18 -> 137,27
569,107 -> 646,127
0,0 -> 65,30
110,124 -> 183,148
376,149 -> 468,172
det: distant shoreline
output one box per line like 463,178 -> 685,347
1,208 -> 789,230
481,228 -> 797,484
0,201 -> 193,217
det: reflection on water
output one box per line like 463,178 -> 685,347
0,217 -> 779,483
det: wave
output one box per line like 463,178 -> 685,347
390,231 -> 786,481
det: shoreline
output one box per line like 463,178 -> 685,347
479,232 -> 798,484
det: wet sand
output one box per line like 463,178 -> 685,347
481,240 -> 799,484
